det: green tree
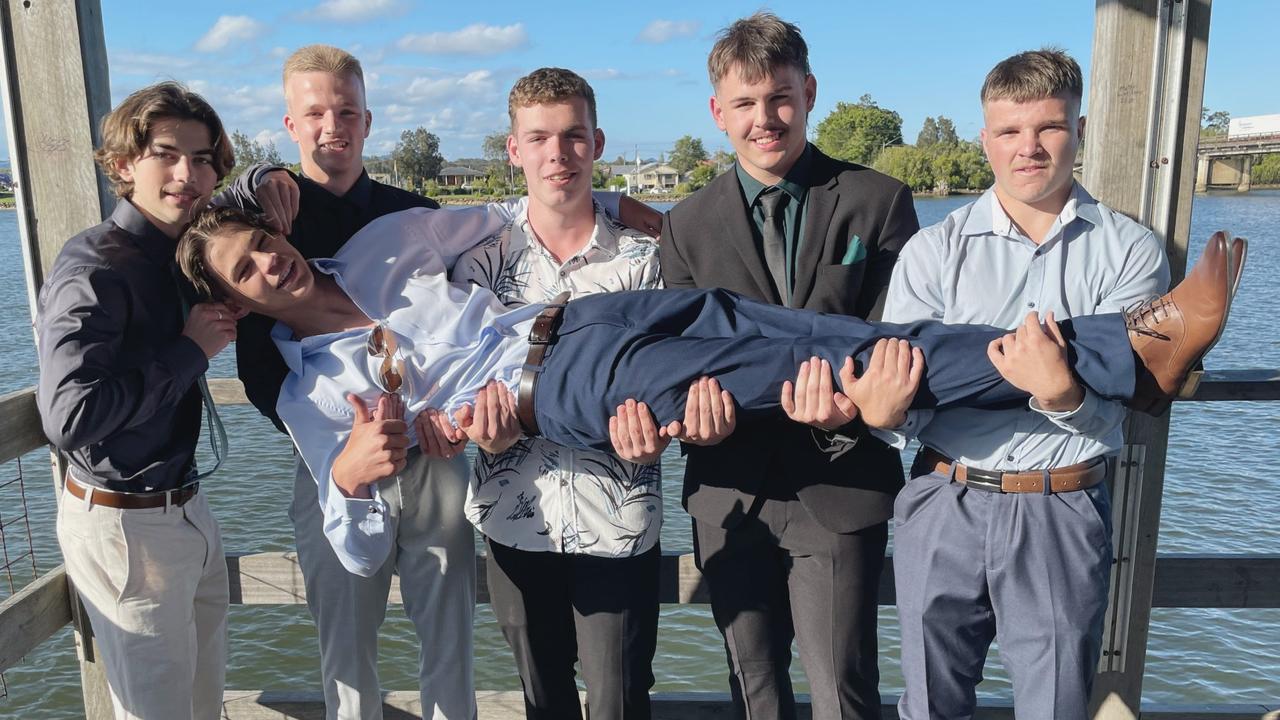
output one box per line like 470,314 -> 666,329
871,145 -> 934,192
669,135 -> 709,175
917,116 -> 960,149
224,130 -> 283,189
1252,153 -> 1280,185
1202,107 -> 1230,137
916,117 -> 939,148
814,94 -> 903,165
927,141 -> 993,194
483,130 -> 514,190
393,127 -> 444,191
684,163 -> 719,192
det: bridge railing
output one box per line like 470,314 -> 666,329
2,376 -> 1280,718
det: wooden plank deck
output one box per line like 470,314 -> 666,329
216,691 -> 1278,719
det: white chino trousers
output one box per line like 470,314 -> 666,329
290,449 -> 476,720
57,487 -> 229,720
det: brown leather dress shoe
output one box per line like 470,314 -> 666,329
1127,232 -> 1241,414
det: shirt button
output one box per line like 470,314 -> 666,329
1027,301 -> 1036,308
560,478 -> 568,487
1006,454 -> 1016,462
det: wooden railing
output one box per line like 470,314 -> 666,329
3,380 -> 1279,719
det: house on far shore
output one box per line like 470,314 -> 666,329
609,162 -> 680,193
437,165 -> 486,189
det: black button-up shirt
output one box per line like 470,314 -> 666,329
217,165 -> 440,430
36,200 -> 208,492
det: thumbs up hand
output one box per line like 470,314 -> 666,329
331,392 -> 409,499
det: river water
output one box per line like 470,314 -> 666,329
0,192 -> 1276,716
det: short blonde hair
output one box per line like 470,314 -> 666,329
707,12 -> 810,88
981,48 -> 1083,105
94,82 -> 234,198
507,67 -> 597,129
283,44 -> 366,98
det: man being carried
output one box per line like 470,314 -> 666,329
37,82 -> 237,720
177,199 -> 1240,583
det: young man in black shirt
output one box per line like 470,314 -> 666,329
37,82 -> 237,720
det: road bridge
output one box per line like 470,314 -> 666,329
1195,132 -> 1280,191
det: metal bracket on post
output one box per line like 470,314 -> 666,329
66,576 -> 95,663
1097,444 -> 1146,674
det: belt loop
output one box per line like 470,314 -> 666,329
164,489 -> 172,513
1042,469 -> 1053,496
82,484 -> 94,510
947,461 -> 958,483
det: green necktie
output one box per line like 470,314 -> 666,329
759,187 -> 790,303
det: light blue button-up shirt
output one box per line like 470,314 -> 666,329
880,184 -> 1170,471
273,197 -> 625,576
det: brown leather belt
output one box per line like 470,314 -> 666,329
64,474 -> 200,510
516,292 -> 571,436
918,447 -> 1107,494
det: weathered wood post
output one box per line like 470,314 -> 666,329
0,0 -> 113,717
1084,1 -> 1212,718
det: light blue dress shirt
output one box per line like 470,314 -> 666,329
272,196 -> 623,576
880,184 -> 1170,471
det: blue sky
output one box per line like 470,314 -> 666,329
4,0 -> 1278,164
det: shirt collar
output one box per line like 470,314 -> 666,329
962,181 -> 1100,239
271,320 -> 305,374
736,143 -> 813,207
110,199 -> 178,263
517,200 -> 619,263
301,168 -> 374,210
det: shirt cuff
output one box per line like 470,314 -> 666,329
322,486 -> 391,577
1029,388 -> 1098,433
249,164 -> 289,190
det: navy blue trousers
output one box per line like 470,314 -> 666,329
533,288 -> 1135,454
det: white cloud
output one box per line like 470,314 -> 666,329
396,23 -> 528,56
195,16 -> 266,53
301,0 -> 406,21
384,103 -> 417,124
637,19 -> 700,44
109,51 -> 199,77
400,70 -> 497,104
581,68 -> 623,81
253,129 -> 289,149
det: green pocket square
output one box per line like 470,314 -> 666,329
841,235 -> 867,264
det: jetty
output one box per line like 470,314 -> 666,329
1,0 -> 1277,717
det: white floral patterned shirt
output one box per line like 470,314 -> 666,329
452,201 -> 663,556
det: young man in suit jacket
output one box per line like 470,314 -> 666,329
659,12 -> 919,720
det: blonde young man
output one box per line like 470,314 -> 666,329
216,45 -> 470,720
216,46 -> 656,720
37,82 -> 237,720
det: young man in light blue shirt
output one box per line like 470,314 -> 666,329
882,49 -> 1174,720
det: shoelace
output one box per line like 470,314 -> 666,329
1124,296 -> 1173,341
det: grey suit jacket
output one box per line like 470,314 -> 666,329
660,146 -> 920,533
